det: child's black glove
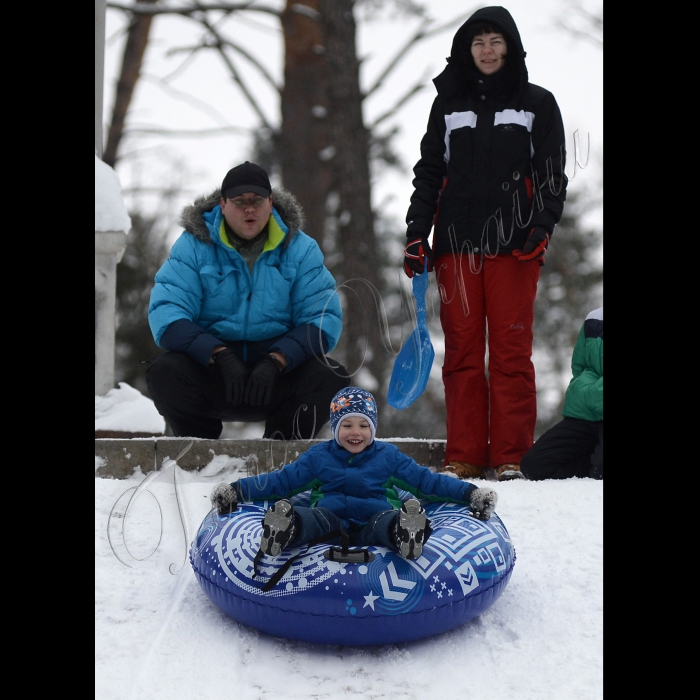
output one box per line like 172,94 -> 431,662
470,487 -> 498,521
211,482 -> 239,515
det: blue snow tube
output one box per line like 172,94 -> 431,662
190,494 -> 516,646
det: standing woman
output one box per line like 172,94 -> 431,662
403,6 -> 568,481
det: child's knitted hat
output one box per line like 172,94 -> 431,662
329,387 -> 378,443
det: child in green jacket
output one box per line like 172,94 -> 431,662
521,307 -> 603,480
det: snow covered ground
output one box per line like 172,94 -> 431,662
95,455 -> 603,700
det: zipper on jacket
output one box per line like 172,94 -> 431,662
229,250 -> 254,365
241,248 -> 272,364
236,216 -> 285,363
242,290 -> 252,363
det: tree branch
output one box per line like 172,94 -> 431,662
363,11 -> 472,99
554,19 -> 603,48
554,2 -> 603,48
140,70 -> 249,126
123,125 -> 252,137
368,71 -> 431,129
168,35 -> 282,93
211,42 -> 276,129
107,1 -> 282,18
195,15 -> 278,128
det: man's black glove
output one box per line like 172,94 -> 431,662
211,482 -> 238,515
244,355 -> 282,406
213,348 -> 248,404
403,236 -> 434,278
513,226 -> 550,262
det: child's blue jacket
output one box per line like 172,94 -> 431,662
234,439 -> 477,524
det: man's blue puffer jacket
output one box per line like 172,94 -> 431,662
148,187 -> 342,369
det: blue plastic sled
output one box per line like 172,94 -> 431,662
387,262 -> 435,409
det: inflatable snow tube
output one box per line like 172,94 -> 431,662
190,494 -> 516,646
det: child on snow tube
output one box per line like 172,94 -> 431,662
210,387 -> 498,564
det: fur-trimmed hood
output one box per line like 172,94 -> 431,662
178,186 -> 306,247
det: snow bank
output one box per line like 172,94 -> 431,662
95,155 -> 131,232
95,382 -> 165,434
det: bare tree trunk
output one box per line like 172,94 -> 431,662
103,0 -> 159,168
280,1 -> 331,247
278,0 -> 389,407
320,0 -> 388,415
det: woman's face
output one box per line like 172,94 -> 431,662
470,32 -> 507,75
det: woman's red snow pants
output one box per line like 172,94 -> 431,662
435,253 -> 541,468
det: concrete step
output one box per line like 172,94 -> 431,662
95,437 -> 447,480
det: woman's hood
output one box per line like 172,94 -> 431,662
435,5 -> 528,95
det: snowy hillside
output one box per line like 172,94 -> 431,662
95,460 -> 602,700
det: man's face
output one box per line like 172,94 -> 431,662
470,32 -> 507,75
220,192 -> 273,240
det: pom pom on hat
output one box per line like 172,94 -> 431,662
329,387 -> 378,443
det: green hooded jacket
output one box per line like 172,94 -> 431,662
562,307 -> 603,422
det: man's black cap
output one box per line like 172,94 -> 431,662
221,161 -> 272,199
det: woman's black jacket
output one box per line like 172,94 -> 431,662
406,5 -> 568,257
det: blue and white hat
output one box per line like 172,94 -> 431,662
329,387 -> 378,443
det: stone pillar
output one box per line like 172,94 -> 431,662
95,231 -> 127,395
95,0 -> 106,158
95,3 -> 129,397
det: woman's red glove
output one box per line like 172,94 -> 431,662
513,226 -> 550,262
403,237 -> 434,277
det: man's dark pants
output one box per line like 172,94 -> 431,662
520,417 -> 603,481
146,352 -> 348,439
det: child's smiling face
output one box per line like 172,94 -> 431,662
337,415 -> 373,453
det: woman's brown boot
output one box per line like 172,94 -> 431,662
495,463 -> 526,481
442,461 -> 485,479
